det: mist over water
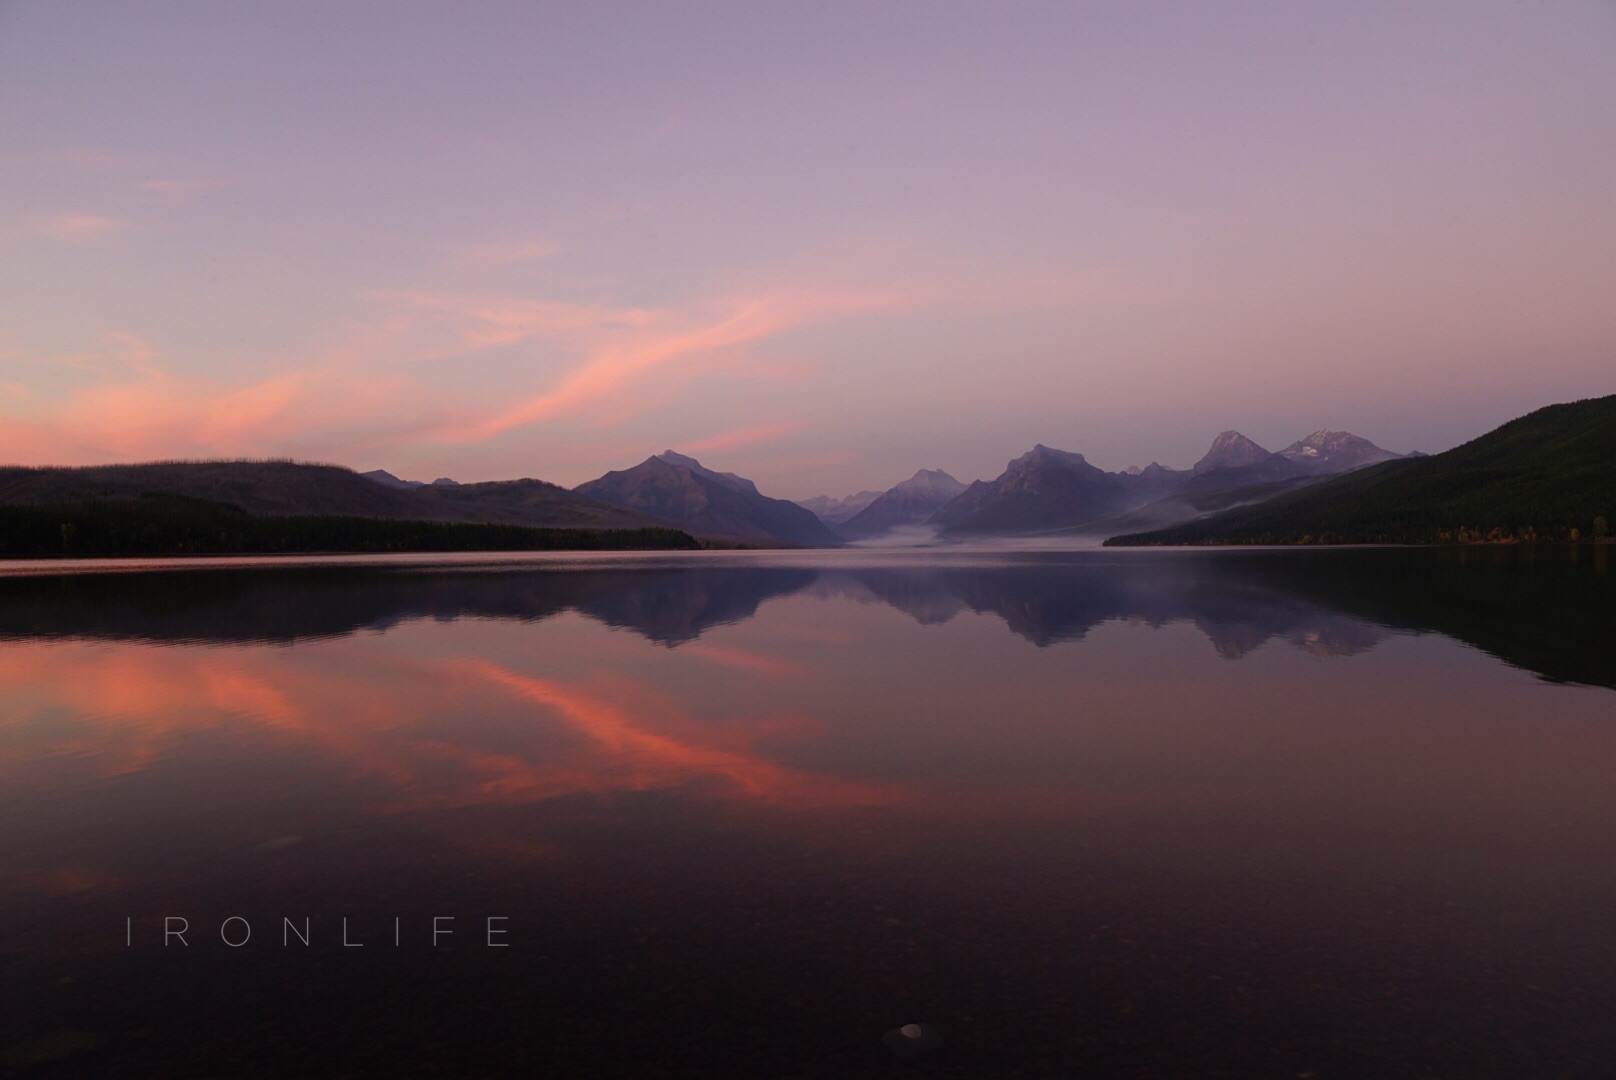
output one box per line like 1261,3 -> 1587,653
1,547 -> 1612,1077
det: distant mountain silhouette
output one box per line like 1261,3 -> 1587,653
0,461 -> 674,536
797,490 -> 883,525
1065,432 -> 1410,538
924,427 -> 1410,538
1178,431 -> 1305,492
1108,395 -> 1616,546
0,461 -> 436,518
838,469 -> 967,539
577,451 -> 843,547
933,445 -> 1138,535
1193,431 -> 1273,475
362,469 -> 466,489
361,468 -> 424,489
417,477 -> 693,530
1278,430 -> 1404,474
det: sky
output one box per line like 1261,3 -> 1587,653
1,2 -> 1613,499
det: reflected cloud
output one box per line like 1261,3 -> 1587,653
0,632 -> 904,896
458,659 -> 895,807
678,643 -> 808,678
0,548 -> 1609,913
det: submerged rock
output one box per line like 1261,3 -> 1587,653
881,1022 -> 943,1062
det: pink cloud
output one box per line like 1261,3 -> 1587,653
443,288 -> 903,442
0,280 -> 911,470
32,213 -> 125,244
675,421 -> 807,456
3,374 -> 304,461
0,331 -> 443,465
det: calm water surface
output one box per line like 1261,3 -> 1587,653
1,547 -> 1613,1078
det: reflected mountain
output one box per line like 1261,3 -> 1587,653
0,565 -> 815,648
0,546 -> 1609,686
822,561 -> 1388,657
1238,545 -> 1616,688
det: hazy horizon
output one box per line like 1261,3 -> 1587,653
3,2 -> 1612,499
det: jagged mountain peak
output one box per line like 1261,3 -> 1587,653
893,468 -> 967,495
1277,431 -> 1402,473
578,453 -> 837,546
1009,444 -> 1089,471
835,469 -> 969,540
1193,432 -> 1271,475
798,490 -> 883,524
652,450 -> 760,496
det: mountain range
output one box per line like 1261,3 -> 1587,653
796,490 -> 883,526
1106,395 -> 1616,546
0,427 -> 1412,551
8,395 -> 1605,552
0,461 -> 672,533
837,469 -> 967,539
800,428 -> 1411,540
575,451 -> 842,547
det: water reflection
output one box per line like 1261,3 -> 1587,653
1,548 -> 1612,1077
0,547 -> 1608,684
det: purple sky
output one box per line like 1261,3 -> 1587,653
2,2 -> 1613,498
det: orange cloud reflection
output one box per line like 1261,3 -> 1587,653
0,642 -> 899,819
450,659 -> 892,808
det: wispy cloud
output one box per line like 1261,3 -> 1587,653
0,330 -> 442,465
441,288 -> 902,441
32,213 -> 125,244
679,421 -> 806,456
0,279 -> 909,469
455,240 -> 563,269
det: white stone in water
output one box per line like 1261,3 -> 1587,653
901,1024 -> 923,1039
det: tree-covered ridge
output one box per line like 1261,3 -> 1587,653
1106,394 -> 1616,546
0,496 -> 699,557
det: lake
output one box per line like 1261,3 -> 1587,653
1,546 -> 1613,1077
